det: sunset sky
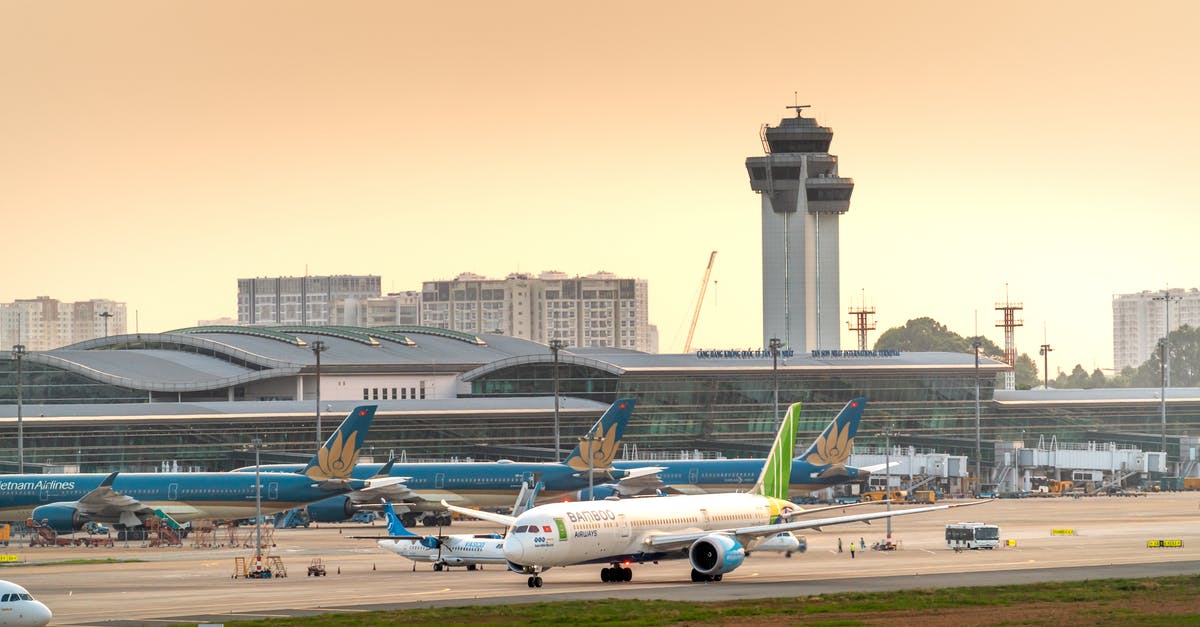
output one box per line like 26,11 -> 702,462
4,2 -> 1198,376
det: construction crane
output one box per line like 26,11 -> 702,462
682,251 -> 718,353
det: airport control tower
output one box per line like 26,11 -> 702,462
746,106 -> 854,352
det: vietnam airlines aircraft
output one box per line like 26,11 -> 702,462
0,580 -> 51,627
596,397 -> 877,499
445,401 -> 988,587
0,406 -> 390,534
248,399 -> 642,526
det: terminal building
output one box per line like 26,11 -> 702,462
3,326 -> 1199,491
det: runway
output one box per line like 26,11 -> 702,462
5,492 -> 1198,626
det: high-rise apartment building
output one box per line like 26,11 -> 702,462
336,291 -> 422,327
746,107 -> 854,352
0,296 -> 126,351
237,275 -> 381,326
421,271 -> 656,351
1113,288 -> 1200,371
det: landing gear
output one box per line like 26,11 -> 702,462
527,575 -> 543,587
689,569 -> 722,583
599,565 -> 632,583
433,563 -> 444,572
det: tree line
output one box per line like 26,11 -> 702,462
873,317 -> 1200,389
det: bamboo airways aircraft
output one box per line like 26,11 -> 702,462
445,401 -> 989,587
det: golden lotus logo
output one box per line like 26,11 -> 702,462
566,417 -> 622,472
804,420 -> 853,466
306,427 -> 361,481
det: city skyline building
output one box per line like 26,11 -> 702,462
237,275 -> 381,326
0,296 -> 126,351
421,271 -> 656,352
746,106 -> 854,352
1113,288 -> 1200,372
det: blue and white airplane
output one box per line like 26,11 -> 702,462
252,399 -> 645,526
360,479 -> 542,571
0,406 -> 392,534
445,401 -> 988,587
0,580 -> 51,627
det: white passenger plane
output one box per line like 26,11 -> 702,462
445,401 -> 989,587
0,580 -> 52,627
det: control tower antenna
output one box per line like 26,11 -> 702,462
994,283 -> 1024,391
786,104 -> 811,117
847,288 -> 876,351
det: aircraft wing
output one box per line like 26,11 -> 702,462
645,499 -> 991,552
859,460 -> 901,474
611,466 -> 667,495
74,472 -> 157,527
441,500 -> 517,527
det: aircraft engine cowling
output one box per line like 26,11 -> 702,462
304,496 -> 356,522
688,534 -> 746,576
573,484 -> 621,501
30,503 -> 87,533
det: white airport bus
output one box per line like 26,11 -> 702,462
945,522 -> 1000,550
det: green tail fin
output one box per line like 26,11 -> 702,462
751,402 -> 801,499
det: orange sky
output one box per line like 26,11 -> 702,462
3,1 -> 1199,375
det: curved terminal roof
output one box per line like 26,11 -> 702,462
19,326 -> 550,393
6,327 -> 1010,396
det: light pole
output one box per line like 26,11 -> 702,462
311,340 -> 327,445
1152,290 -> 1179,459
98,311 -> 113,338
1159,338 -> 1167,456
249,436 -> 265,569
549,339 -> 565,462
580,429 -> 604,501
1039,343 -> 1052,389
13,344 -> 26,473
971,338 -> 982,495
769,338 -> 783,422
878,424 -> 895,541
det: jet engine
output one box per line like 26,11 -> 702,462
30,503 -> 87,533
688,533 -> 745,577
572,484 -> 621,501
304,495 -> 357,522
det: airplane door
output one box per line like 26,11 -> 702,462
168,483 -> 179,500
268,482 -> 279,500
435,473 -> 445,489
618,513 -> 630,538
688,467 -> 699,484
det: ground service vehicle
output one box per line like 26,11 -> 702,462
945,522 -> 1000,550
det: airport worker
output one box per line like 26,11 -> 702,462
849,541 -> 856,559
838,537 -> 843,553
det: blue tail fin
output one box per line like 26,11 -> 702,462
381,501 -> 418,538
562,399 -> 636,471
302,405 -> 378,481
796,397 -> 866,467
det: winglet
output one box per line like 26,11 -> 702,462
750,402 -> 800,499
373,458 -> 396,478
302,405 -> 377,481
796,397 -> 866,467
99,471 -> 119,487
562,399 -> 636,472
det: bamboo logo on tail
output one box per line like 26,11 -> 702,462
753,402 -> 800,499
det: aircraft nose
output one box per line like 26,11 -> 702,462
503,534 -> 525,562
26,601 -> 52,627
